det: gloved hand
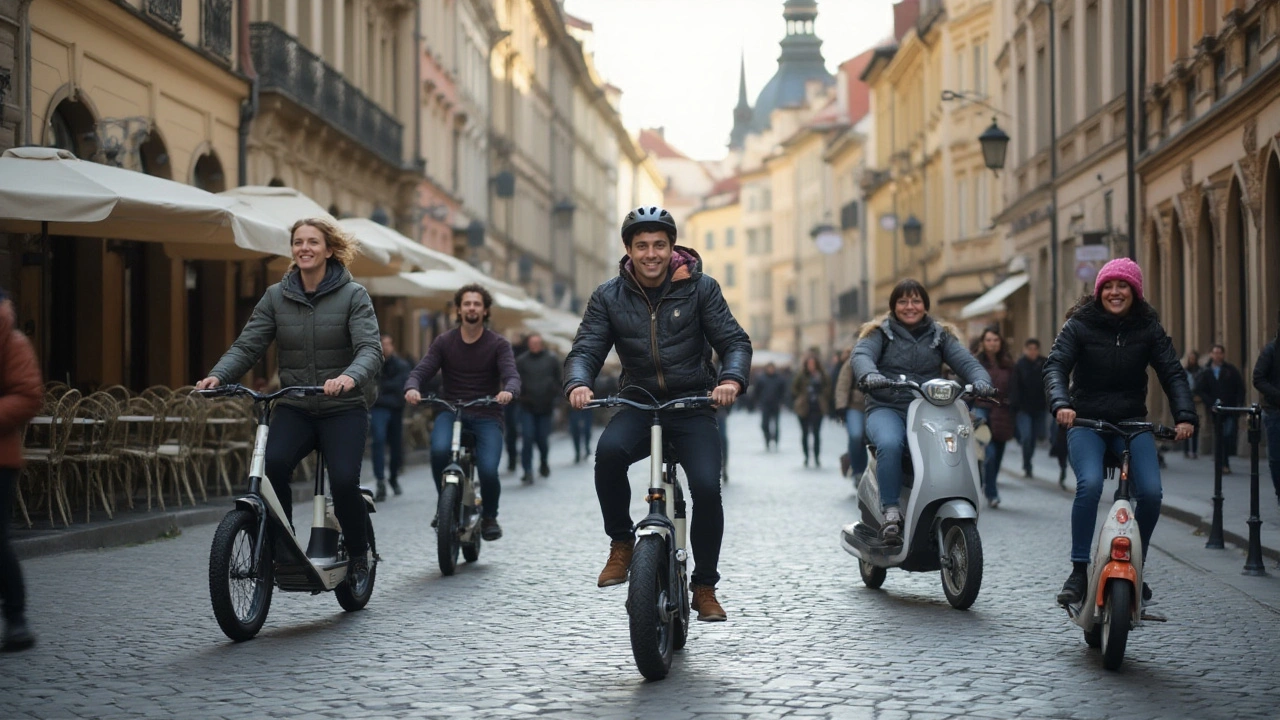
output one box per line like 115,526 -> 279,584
860,373 -> 891,391
972,381 -> 996,398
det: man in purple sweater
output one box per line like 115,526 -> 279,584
405,284 -> 520,540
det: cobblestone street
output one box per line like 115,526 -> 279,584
4,411 -> 1279,719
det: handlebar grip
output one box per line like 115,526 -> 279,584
1153,424 -> 1178,440
1071,418 -> 1102,430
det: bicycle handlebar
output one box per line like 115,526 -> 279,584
423,396 -> 499,414
861,378 -> 997,400
1071,418 -> 1178,440
194,384 -> 326,402
582,395 -> 716,412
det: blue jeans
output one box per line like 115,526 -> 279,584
1215,415 -> 1239,467
520,410 -> 552,474
845,409 -> 868,476
1067,428 -> 1162,563
1264,409 -> 1280,499
430,412 -> 504,519
866,407 -> 907,508
1016,410 -> 1046,472
569,409 -> 593,458
369,407 -> 403,482
982,440 -> 1007,500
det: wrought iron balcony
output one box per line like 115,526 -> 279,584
249,22 -> 403,167
202,0 -> 233,61
146,0 -> 182,28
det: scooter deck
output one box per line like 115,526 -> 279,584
841,522 -> 904,560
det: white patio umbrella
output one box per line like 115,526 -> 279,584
0,147 -> 288,257
360,269 -> 539,327
218,186 -> 397,275
338,217 -> 459,273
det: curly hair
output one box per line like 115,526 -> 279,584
454,283 -> 493,323
288,217 -> 360,270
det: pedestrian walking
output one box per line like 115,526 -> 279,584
753,362 -> 787,450
792,355 -> 831,468
504,334 -> 528,474
371,333 -> 411,501
1182,349 -> 1203,459
1252,313 -> 1280,507
0,291 -> 43,652
972,327 -> 1016,507
1011,338 -> 1048,477
1196,343 -> 1246,474
515,333 -> 561,484
834,352 -> 867,479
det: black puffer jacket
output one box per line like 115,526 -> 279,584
1044,300 -> 1197,426
563,247 -> 752,400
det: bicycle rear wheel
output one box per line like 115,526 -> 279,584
628,535 -> 675,680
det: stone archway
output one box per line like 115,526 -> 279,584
1264,150 -> 1280,340
1166,212 -> 1187,351
138,128 -> 172,179
191,150 -> 226,192
1190,201 -> 1216,354
1223,178 -> 1249,369
45,98 -> 98,158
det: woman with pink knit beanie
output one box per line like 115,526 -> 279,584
1042,257 -> 1197,607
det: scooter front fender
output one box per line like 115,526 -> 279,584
234,495 -> 265,518
1096,561 -> 1138,609
934,499 -> 978,522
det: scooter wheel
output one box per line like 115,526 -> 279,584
940,520 -> 983,610
335,518 -> 376,612
1101,581 -> 1132,670
209,509 -> 274,642
859,560 -> 887,589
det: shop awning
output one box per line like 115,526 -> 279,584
358,270 -> 539,326
338,217 -> 459,273
219,186 -> 397,275
959,274 -> 1030,320
0,147 -> 288,257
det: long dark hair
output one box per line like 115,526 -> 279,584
1065,293 -> 1157,321
974,327 -> 1013,369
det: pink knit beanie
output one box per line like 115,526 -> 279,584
1094,257 -> 1144,301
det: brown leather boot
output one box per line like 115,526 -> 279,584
597,540 -> 633,587
691,584 -> 727,622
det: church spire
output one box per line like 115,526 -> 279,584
729,50 -> 753,150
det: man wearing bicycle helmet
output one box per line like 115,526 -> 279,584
1044,258 -> 1195,606
564,206 -> 752,622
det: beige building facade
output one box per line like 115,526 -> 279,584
685,179 -> 745,317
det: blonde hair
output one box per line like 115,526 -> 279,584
288,217 -> 360,270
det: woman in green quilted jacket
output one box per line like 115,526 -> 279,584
196,217 -> 383,585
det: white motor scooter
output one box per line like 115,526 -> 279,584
840,378 -> 987,609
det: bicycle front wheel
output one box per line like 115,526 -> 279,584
628,535 -> 675,680
209,509 -> 274,641
437,481 -> 462,575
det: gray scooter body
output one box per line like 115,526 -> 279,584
841,380 -> 982,571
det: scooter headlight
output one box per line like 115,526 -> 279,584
924,381 -> 956,404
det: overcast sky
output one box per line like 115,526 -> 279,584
562,0 -> 897,161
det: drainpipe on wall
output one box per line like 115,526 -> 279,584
236,0 -> 258,187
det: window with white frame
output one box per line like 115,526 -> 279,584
973,41 -> 987,95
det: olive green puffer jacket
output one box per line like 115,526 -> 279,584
209,263 -> 383,413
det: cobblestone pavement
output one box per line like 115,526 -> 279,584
4,410 -> 1279,719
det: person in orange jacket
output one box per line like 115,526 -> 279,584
0,289 -> 43,651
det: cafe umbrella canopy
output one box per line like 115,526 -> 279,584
0,147 -> 289,257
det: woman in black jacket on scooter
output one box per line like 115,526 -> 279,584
1044,258 -> 1195,606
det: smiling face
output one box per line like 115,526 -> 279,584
1099,279 -> 1134,316
458,291 -> 487,326
627,230 -> 673,288
291,223 -> 332,272
893,292 -> 926,326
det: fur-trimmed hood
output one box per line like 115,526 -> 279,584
856,312 -> 961,348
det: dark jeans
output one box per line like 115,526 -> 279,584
760,405 -> 780,445
0,469 -> 25,623
369,406 -> 403,482
844,409 -> 868,476
503,403 -> 522,467
595,407 -> 724,587
1264,409 -> 1280,499
1215,415 -> 1239,468
520,410 -> 552,473
800,412 -> 823,460
431,412 -> 504,519
265,405 -> 369,554
1015,410 -> 1047,472
983,440 -> 1008,500
569,409 -> 593,458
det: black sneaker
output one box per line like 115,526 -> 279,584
1142,581 -> 1152,603
1057,570 -> 1088,606
389,476 -> 402,496
481,518 -> 503,541
2,620 -> 35,652
375,483 -> 387,502
430,513 -> 438,528
539,462 -> 550,478
521,473 -> 534,485
347,553 -> 370,588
